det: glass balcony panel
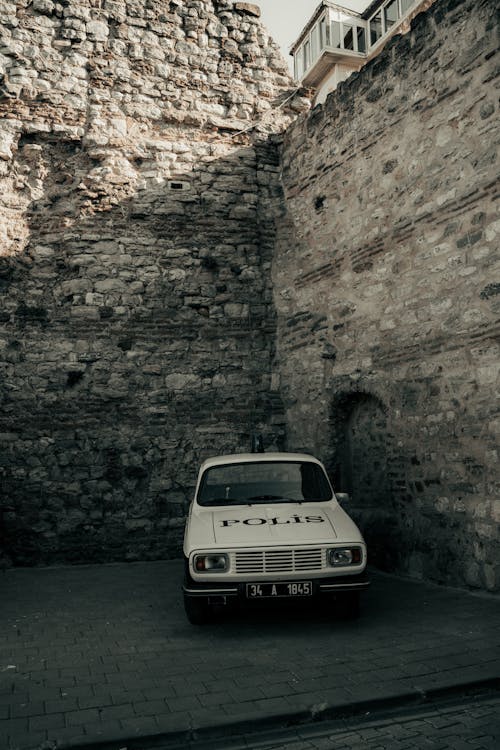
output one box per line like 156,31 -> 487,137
311,24 -> 319,60
343,23 -> 354,50
319,16 -> 326,49
370,13 -> 383,45
356,26 -> 366,53
401,0 -> 414,13
303,39 -> 310,71
294,49 -> 303,80
384,0 -> 399,28
331,20 -> 342,48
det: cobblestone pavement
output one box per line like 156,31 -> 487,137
1,561 -> 499,750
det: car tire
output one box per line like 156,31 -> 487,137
184,594 -> 210,625
336,591 -> 360,620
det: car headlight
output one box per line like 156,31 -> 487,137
328,547 -> 362,567
193,553 -> 229,573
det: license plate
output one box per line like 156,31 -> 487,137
246,581 -> 313,599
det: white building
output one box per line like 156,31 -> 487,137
291,0 -> 436,104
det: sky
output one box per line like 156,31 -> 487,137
254,1 -> 368,66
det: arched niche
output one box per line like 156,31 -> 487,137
329,390 -> 400,571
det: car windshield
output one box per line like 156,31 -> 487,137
196,460 -> 333,507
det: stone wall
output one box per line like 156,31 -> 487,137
0,0 -> 308,564
275,0 -> 499,590
1,0 -> 498,591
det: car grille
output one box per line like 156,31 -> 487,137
234,548 -> 324,574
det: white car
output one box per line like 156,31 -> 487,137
183,451 -> 369,623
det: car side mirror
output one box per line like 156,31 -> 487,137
336,492 -> 350,504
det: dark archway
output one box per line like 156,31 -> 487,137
329,391 -> 400,571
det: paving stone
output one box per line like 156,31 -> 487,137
120,715 -> 161,735
77,692 -> 112,709
48,725 -> 87,746
132,699 -> 169,716
260,682 -> 296,699
171,678 -> 204,697
255,697 -> 292,714
6,729 -> 47,750
166,695 -> 202,713
1,717 -> 28,737
9,701 -> 45,718
65,707 -> 101,726
57,686 -> 95,701
199,691 -> 236,708
28,711 -> 65,732
155,711 -> 192,733
81,718 -> 123,738
141,685 -> 177,701
26,688 -> 61,703
99,703 -> 135,721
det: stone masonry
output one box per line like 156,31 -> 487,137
0,0 -> 308,564
274,0 -> 499,590
0,0 -> 498,592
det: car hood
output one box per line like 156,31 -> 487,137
185,502 -> 364,551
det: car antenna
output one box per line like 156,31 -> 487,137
251,433 -> 264,453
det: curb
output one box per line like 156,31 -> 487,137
46,676 -> 500,750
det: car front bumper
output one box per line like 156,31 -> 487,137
183,571 -> 370,599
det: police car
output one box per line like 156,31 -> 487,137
183,450 -> 369,623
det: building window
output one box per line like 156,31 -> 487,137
357,26 -> 366,53
370,12 -> 383,46
343,23 -> 354,50
294,45 -> 304,79
384,0 -> 399,29
303,39 -> 310,71
400,0 -> 414,13
331,20 -> 342,48
311,24 -> 319,61
319,16 -> 326,48
318,14 -> 331,48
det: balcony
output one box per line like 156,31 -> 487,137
291,1 -> 425,91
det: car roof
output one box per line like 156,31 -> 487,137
199,452 -> 325,471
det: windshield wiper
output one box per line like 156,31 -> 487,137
200,497 -> 241,506
245,495 -> 302,504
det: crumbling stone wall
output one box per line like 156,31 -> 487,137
0,0 -> 307,564
275,0 -> 499,590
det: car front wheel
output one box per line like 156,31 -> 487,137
184,594 -> 210,625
